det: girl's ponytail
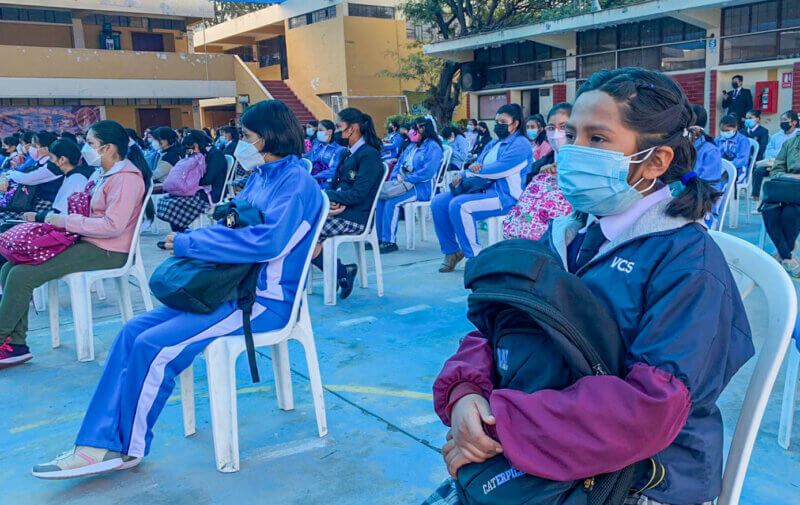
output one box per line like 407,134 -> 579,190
360,113 -> 383,151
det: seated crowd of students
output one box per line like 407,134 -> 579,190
0,66 -> 789,505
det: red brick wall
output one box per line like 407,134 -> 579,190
793,63 -> 800,111
465,93 -> 471,119
553,84 -> 567,104
506,90 -> 512,104
710,71 -> 717,137
671,72 -> 705,108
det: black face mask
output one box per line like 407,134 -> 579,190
781,121 -> 792,132
332,131 -> 349,147
494,123 -> 510,139
731,81 -> 739,89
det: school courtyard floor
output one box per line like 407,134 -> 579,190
2,207 -> 800,505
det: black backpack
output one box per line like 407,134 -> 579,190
149,200 -> 265,382
454,239 -> 652,505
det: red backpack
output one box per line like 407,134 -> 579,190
0,181 -> 93,265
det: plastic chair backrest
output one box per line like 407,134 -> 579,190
745,138 -> 759,186
715,160 -> 737,231
710,231 -> 798,505
301,158 -> 313,173
293,192 -> 329,317
363,163 -> 390,235
435,145 -> 453,192
216,155 -> 236,205
120,184 -> 154,272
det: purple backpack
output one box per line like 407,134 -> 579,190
163,153 -> 207,197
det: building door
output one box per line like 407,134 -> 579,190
138,108 -> 171,133
528,90 -> 540,117
131,32 -> 165,52
278,35 -> 289,80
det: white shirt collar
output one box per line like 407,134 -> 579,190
349,137 -> 366,154
587,186 -> 672,242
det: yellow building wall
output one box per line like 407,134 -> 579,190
104,105 -> 195,132
103,106 -> 139,129
716,67 -> 796,135
0,23 -> 73,48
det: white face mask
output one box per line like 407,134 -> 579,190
233,138 -> 265,171
721,130 -> 736,139
150,139 -> 160,151
82,143 -> 102,167
306,127 -> 316,137
316,130 -> 329,143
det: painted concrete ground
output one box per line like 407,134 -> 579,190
2,206 -> 800,505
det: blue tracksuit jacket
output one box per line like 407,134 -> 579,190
464,134 -> 533,209
715,132 -> 751,179
382,132 -> 403,160
390,138 -> 443,202
304,141 -> 346,183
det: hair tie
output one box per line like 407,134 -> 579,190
681,171 -> 698,185
682,128 -> 689,138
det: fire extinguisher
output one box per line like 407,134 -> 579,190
760,86 -> 770,110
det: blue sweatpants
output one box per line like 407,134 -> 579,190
75,301 -> 290,458
431,189 -> 509,258
375,187 -> 420,243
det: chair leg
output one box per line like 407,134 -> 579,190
354,242 -> 368,289
48,280 -> 60,349
405,205 -> 415,250
306,268 -> 313,295
133,261 -> 154,311
179,364 -> 196,437
204,341 -> 240,472
93,279 -> 107,300
420,206 -> 428,242
779,345 -> 800,449
115,277 -> 134,323
295,307 -> 327,437
323,241 -> 336,306
68,275 -> 94,362
729,192 -> 739,229
270,340 -> 294,411
32,286 -> 45,312
371,234 -> 384,297
758,221 -> 768,250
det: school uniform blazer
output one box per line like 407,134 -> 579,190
199,147 -> 228,202
744,125 -> 769,161
326,143 -> 384,226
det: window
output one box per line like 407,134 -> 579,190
148,18 -> 186,32
577,53 -> 615,79
639,20 -> 660,46
722,1 -> 800,63
472,40 -> 567,89
257,37 -> 284,67
778,30 -> 800,57
503,43 -> 519,65
288,6 -> 336,29
407,23 -> 439,42
0,8 -> 71,24
619,47 -> 660,70
784,1 -> 800,28
84,15 -> 132,27
723,6 -> 750,36
349,3 -> 395,19
661,41 -> 706,72
478,93 -> 508,120
225,45 -> 254,62
752,1 -> 778,32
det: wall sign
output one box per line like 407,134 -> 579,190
782,72 -> 793,89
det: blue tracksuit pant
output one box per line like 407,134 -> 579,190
375,187 -> 420,244
431,188 -> 510,258
75,301 -> 290,458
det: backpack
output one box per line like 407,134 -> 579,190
5,184 -> 38,212
503,173 -> 572,241
163,153 -> 207,198
454,239 -> 652,505
0,181 -> 93,265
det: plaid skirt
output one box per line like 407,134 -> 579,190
156,193 -> 210,230
0,198 -> 53,223
319,216 -> 365,241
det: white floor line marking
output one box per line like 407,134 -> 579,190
337,316 -> 377,327
447,295 -> 469,304
394,304 -> 431,315
400,413 -> 441,428
245,437 -> 333,463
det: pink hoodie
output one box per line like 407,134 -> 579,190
53,159 -> 145,254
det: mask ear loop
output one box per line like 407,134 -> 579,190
627,147 -> 658,195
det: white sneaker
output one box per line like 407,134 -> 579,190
32,446 -> 131,480
782,258 -> 800,274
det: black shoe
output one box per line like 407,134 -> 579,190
338,264 -> 358,300
379,242 -> 399,254
0,337 -> 32,369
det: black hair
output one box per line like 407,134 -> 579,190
21,132 -> 34,144
414,117 -> 443,147
60,131 -> 77,142
202,127 -> 212,137
400,123 -> 412,131
124,128 -> 147,150
691,105 -> 715,145
496,104 -> 524,136
746,109 -> 761,118
468,118 -> 478,126
307,120 -> 319,128
220,125 -> 239,141
181,129 -> 213,152
442,126 -> 464,139
49,138 -> 81,166
2,136 -> 19,148
152,126 -> 178,145
389,119 -> 400,129
784,110 -> 799,125
33,131 -> 58,149
577,67 -> 720,221
240,99 -> 305,157
526,114 -> 548,144
477,121 -> 489,133
732,74 -> 743,82
720,114 -> 739,128
337,107 -> 382,151
89,120 -> 154,219
547,102 -> 573,121
319,119 -> 335,132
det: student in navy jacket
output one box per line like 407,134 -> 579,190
375,117 -> 443,253
432,104 -> 532,272
430,69 -> 753,505
743,109 -> 769,162
32,100 -> 324,480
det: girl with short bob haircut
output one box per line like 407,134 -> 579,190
430,68 -> 753,505
31,102 -> 324,479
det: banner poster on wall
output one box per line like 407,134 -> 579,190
0,106 -> 104,138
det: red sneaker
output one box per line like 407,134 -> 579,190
0,337 -> 32,368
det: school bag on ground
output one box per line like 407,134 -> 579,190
455,239 -> 658,505
163,153 -> 210,200
149,200 -> 265,382
503,173 -> 572,241
0,181 -> 93,265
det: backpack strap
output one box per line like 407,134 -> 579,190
237,263 -> 264,383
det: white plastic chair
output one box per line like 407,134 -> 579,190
713,160 -> 737,232
708,231 -> 797,505
779,342 -> 800,449
728,138 -> 759,229
177,193 -> 330,472
486,215 -> 505,246
47,186 -> 155,362
301,158 -> 313,173
308,163 -> 388,306
403,145 -> 452,250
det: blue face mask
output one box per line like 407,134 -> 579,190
744,119 -> 757,129
466,125 -> 475,132
721,130 -> 736,139
556,144 -> 657,216
526,128 -> 539,141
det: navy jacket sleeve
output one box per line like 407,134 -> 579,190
327,148 -> 383,206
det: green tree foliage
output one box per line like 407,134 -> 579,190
212,2 -> 266,25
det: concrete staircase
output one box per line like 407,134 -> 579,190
261,80 -> 316,123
